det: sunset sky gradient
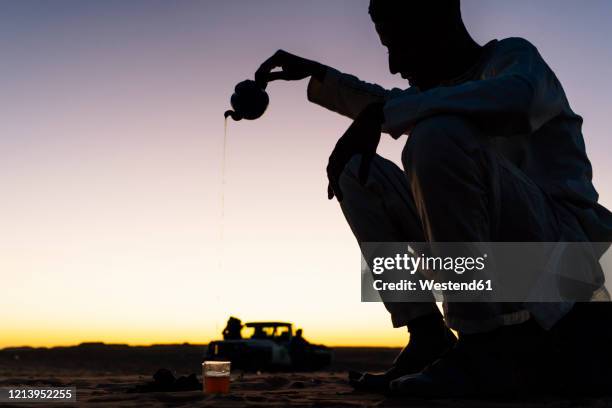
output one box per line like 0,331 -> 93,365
2,0 -> 612,348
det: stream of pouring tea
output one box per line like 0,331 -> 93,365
221,118 -> 227,238
219,118 -> 228,273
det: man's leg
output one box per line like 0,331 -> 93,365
338,154 -> 456,390
390,115 -> 566,396
339,154 -> 437,325
401,114 -> 563,332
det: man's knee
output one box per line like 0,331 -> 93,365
338,154 -> 402,204
338,154 -> 363,194
338,155 -> 371,210
401,115 -> 482,181
339,154 -> 389,191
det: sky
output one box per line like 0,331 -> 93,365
1,0 -> 612,348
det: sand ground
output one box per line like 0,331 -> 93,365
1,344 -> 610,407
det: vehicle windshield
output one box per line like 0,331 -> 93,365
243,325 -> 291,341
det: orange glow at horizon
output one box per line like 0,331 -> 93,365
1,322 -> 408,349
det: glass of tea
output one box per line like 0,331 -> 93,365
202,361 -> 231,394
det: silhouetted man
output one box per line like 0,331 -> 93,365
289,328 -> 310,369
290,328 -> 308,348
255,0 -> 612,396
222,316 -> 243,340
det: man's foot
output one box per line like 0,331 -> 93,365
388,319 -> 550,398
349,314 -> 456,392
549,302 -> 612,395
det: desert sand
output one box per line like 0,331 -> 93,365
1,343 -> 610,407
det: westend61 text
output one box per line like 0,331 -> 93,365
373,279 -> 493,292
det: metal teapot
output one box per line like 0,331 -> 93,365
224,80 -> 269,121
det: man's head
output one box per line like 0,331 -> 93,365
369,0 -> 470,89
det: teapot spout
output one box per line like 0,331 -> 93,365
224,110 -> 242,121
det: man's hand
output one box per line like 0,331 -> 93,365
327,102 -> 385,202
255,50 -> 327,88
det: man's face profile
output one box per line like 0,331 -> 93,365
370,0 -> 459,89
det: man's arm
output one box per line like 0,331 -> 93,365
382,38 -> 566,138
255,50 -> 410,134
307,67 -> 412,131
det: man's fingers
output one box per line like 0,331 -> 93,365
255,55 -> 282,86
326,162 -> 344,202
264,71 -> 296,82
257,52 -> 282,72
326,163 -> 336,200
327,177 -> 343,201
255,50 -> 291,86
331,179 -> 343,201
